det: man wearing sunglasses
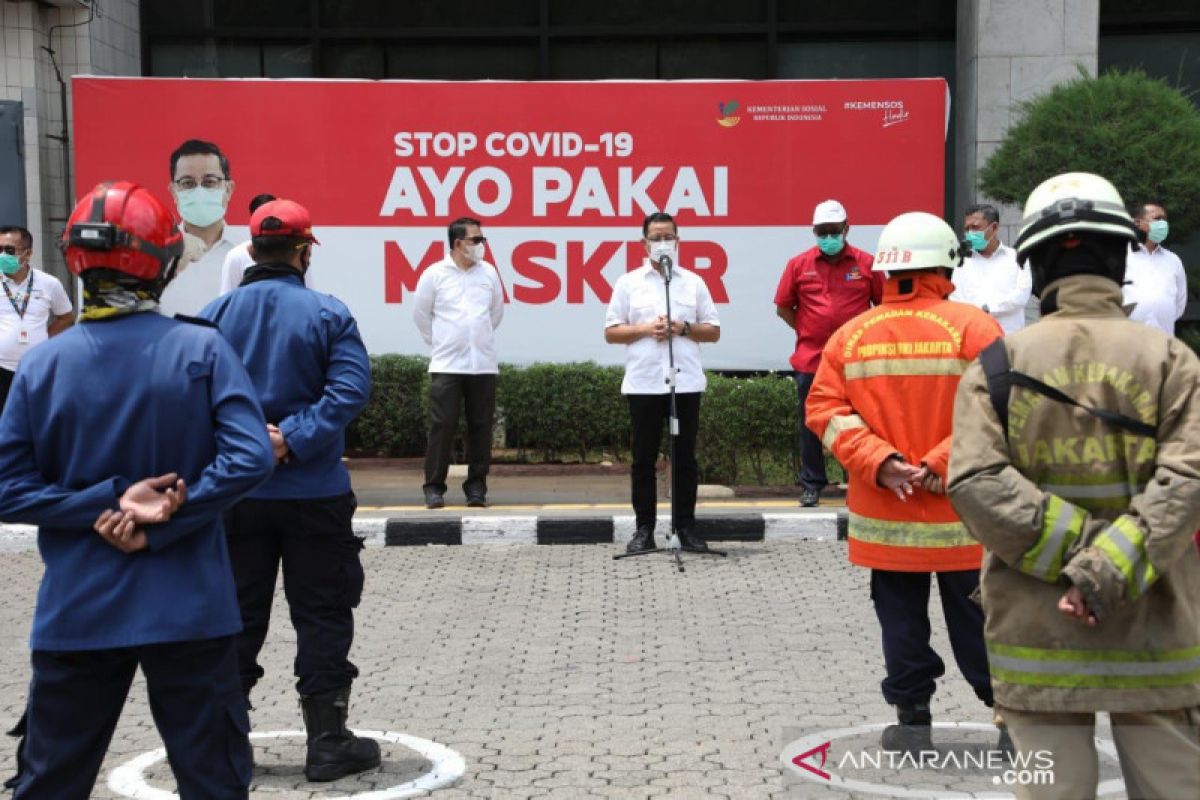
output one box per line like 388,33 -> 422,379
0,226 -> 73,410
412,216 -> 505,509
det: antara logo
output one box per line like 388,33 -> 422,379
876,247 -> 913,266
791,740 -> 833,781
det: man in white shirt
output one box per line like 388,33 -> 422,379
605,212 -> 721,554
951,203 -> 1032,335
160,139 -> 237,317
1123,202 -> 1188,335
413,216 -> 505,509
0,226 -> 73,409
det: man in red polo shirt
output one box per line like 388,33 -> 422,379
774,199 -> 882,506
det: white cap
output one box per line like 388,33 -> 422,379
812,199 -> 847,226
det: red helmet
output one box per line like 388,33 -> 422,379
62,181 -> 183,281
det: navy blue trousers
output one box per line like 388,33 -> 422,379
793,371 -> 828,492
870,569 -> 993,707
225,492 -> 364,697
10,636 -> 250,799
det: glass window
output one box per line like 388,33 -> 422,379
264,43 -> 314,78
150,41 -> 218,77
659,39 -> 767,79
777,39 -> 954,80
550,39 -> 656,79
1099,32 -> 1200,97
321,0 -> 538,29
142,0 -> 206,32
322,41 -> 386,79
385,40 -> 540,80
778,0 -> 954,33
213,0 -> 312,28
214,42 -> 261,77
550,0 -> 766,26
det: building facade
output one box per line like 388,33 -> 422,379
1,0 -> 1197,286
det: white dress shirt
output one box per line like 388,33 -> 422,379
0,268 -> 72,371
949,243 -> 1032,335
1124,243 -> 1188,335
159,228 -> 235,317
605,262 -> 721,395
412,256 -> 505,374
219,240 -> 315,295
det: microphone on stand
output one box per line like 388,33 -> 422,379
657,254 -> 673,284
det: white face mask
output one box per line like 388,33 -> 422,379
469,243 -> 485,264
175,186 -> 227,228
649,240 -> 677,264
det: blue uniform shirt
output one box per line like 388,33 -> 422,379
199,270 -> 371,500
0,311 -> 274,651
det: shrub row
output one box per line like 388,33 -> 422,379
347,355 -> 838,485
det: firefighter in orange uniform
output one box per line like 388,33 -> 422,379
806,212 -> 1004,753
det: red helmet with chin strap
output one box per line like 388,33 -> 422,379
62,181 -> 183,281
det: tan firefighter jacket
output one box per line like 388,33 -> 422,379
947,274 -> 1200,713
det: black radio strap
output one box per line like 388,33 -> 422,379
979,339 -> 1155,439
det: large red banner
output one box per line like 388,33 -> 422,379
73,77 -> 948,369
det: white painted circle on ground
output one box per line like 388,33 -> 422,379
108,729 -> 465,799
780,721 -> 1124,799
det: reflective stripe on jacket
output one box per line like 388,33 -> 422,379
807,271 -> 1003,571
948,274 -> 1200,713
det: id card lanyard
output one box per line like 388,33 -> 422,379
3,271 -> 33,344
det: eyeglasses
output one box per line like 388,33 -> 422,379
645,235 -> 678,243
461,236 -> 487,245
0,245 -> 24,256
173,175 -> 227,191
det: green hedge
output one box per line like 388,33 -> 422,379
349,357 -> 841,485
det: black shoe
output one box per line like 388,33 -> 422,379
300,687 -> 382,782
626,525 -> 656,553
465,493 -> 488,508
677,527 -> 709,552
994,724 -> 1015,758
424,489 -> 444,509
880,702 -> 934,755
800,488 -> 820,507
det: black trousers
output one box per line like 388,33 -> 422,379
0,367 -> 14,412
793,371 -> 828,492
628,392 -> 701,530
423,372 -> 497,497
871,569 -> 993,707
11,637 -> 250,799
225,493 -> 364,697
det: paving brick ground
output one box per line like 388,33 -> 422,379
0,542 -> 1126,799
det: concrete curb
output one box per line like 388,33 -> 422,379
0,512 -> 846,550
383,511 -> 847,546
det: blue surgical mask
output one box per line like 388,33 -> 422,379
1148,219 -> 1169,244
817,234 -> 844,257
965,230 -> 988,252
0,254 -> 20,275
175,186 -> 227,228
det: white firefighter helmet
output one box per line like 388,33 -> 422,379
874,211 -> 964,273
1014,172 -> 1138,263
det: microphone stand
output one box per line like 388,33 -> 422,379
613,254 -> 726,573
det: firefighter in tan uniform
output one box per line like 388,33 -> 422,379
948,172 -> 1200,800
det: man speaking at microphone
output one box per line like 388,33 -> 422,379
605,212 -> 721,554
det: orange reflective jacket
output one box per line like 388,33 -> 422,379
806,272 -> 1002,572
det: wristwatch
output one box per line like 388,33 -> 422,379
682,321 -> 692,338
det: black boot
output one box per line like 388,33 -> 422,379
626,525 -> 656,553
880,702 -> 934,755
300,687 -> 382,782
994,724 -> 1015,758
676,527 -> 709,552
